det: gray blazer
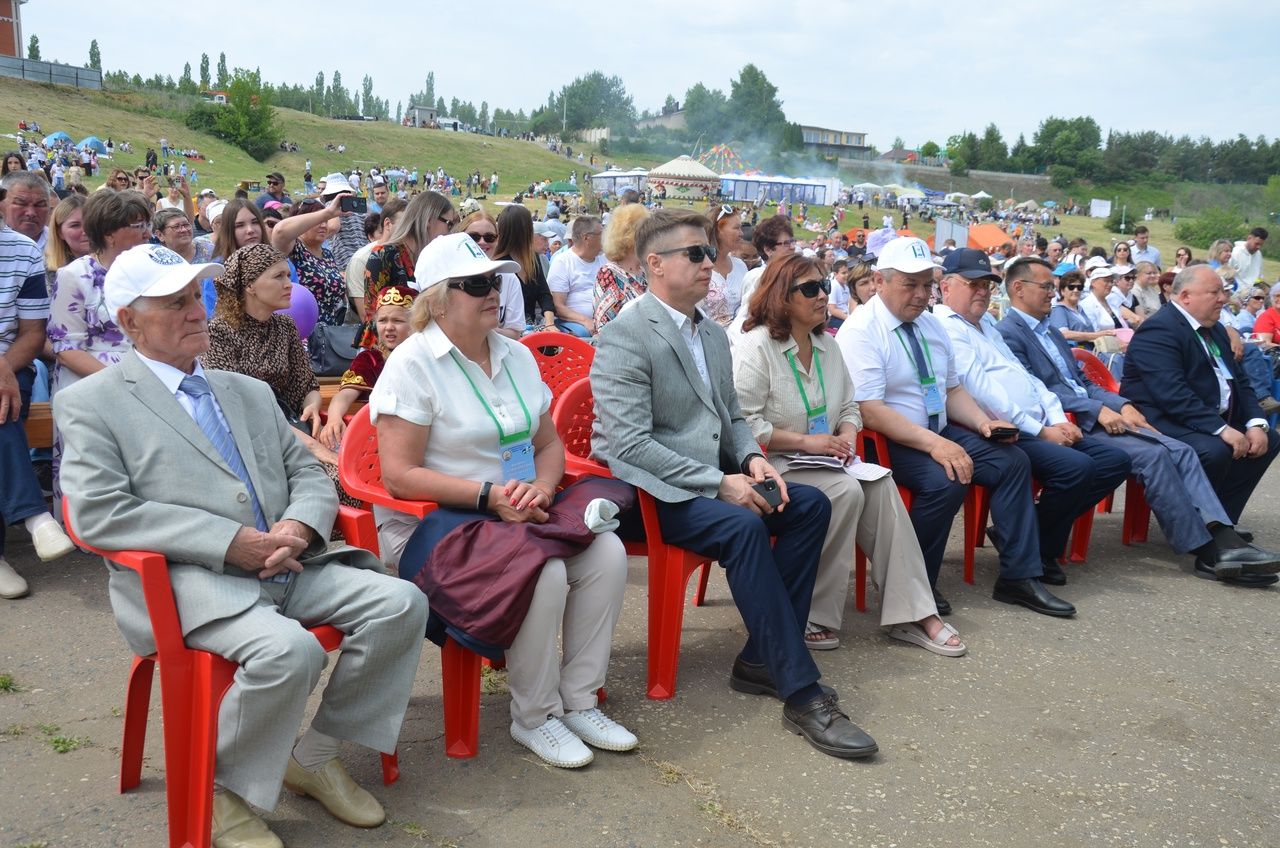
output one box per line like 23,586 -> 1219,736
590,293 -> 758,503
55,350 -> 382,655
996,310 -> 1126,432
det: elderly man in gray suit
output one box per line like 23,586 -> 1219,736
591,208 -> 877,760
55,244 -> 427,848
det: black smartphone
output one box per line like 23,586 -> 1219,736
986,426 -> 1020,440
752,479 -> 784,509
340,195 -> 367,214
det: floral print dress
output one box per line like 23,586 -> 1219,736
290,241 -> 348,329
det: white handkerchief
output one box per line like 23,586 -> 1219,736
584,498 -> 620,534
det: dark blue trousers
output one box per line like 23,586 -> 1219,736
887,424 -> 1041,586
1,367 -> 45,558
1015,433 -> 1131,562
1178,428 -> 1280,524
652,484 -> 831,701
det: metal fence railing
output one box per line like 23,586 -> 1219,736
0,57 -> 102,89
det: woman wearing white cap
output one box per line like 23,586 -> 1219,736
370,233 -> 636,769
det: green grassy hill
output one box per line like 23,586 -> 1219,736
0,78 -> 653,201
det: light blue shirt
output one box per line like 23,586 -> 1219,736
1010,307 -> 1088,398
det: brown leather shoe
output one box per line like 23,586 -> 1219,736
283,757 -> 385,828
212,790 -> 282,848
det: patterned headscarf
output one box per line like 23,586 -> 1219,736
218,243 -> 287,297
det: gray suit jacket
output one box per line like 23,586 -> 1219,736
55,350 -> 382,655
590,293 -> 758,503
996,310 -> 1126,432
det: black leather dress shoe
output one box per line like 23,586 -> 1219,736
931,587 -> 952,616
992,577 -> 1076,617
1193,559 -> 1279,587
782,695 -> 878,759
729,657 -> 837,701
1040,560 -> 1068,586
1210,545 -> 1280,578
1235,527 -> 1254,543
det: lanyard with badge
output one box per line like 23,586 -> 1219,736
786,348 -> 830,435
893,326 -> 945,417
1200,334 -> 1234,381
449,351 -> 537,482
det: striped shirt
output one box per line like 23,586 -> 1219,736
0,228 -> 49,356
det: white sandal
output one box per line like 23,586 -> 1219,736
888,621 -> 967,657
804,621 -> 840,650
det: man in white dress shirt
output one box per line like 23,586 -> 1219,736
935,250 -> 1130,584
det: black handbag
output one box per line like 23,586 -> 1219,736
308,323 -> 360,377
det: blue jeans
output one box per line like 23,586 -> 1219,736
555,320 -> 592,338
1,367 -> 47,556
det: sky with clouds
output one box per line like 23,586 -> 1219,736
18,1 -> 1278,149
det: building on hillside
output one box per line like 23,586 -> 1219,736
581,127 -> 611,144
637,110 -> 687,131
878,147 -> 918,164
0,0 -> 24,58
799,125 -> 872,159
406,103 -> 438,128
201,90 -> 228,105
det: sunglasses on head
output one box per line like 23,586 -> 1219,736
468,231 -> 498,244
789,278 -> 831,298
655,244 -> 718,263
446,274 -> 501,297
716,204 -> 736,221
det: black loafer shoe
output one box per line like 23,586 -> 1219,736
782,695 -> 878,759
1040,560 -> 1068,586
1235,527 -> 1254,543
1211,545 -> 1280,578
931,587 -> 952,617
730,657 -> 837,701
1193,559 -> 1279,587
992,577 -> 1076,617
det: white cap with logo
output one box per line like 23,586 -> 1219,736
874,237 -> 935,274
104,244 -> 222,315
415,233 -> 520,291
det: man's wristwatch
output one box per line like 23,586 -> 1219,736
1249,422 -> 1270,433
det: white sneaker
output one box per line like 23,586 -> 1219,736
510,716 -> 594,768
31,520 -> 74,562
562,708 -> 638,752
0,560 -> 29,599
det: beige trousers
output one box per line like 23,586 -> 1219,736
781,466 -> 937,631
505,532 -> 628,729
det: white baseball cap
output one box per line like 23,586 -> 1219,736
874,237 -> 935,274
1083,255 -> 1110,272
319,172 -> 354,196
1110,263 -> 1135,276
1087,266 -> 1116,282
104,244 -> 222,315
532,222 -> 558,239
415,233 -> 520,291
205,198 -> 228,224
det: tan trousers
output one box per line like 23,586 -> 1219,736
505,532 -> 628,729
781,467 -> 937,631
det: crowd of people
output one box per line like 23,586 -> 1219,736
2,149 -> 1279,848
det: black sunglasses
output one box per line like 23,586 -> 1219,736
655,244 -> 717,263
438,214 -> 460,231
1063,284 -> 1085,291
447,274 -> 502,297
789,278 -> 831,298
468,231 -> 498,244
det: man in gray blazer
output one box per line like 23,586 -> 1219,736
996,256 -> 1280,586
591,209 -> 877,760
55,244 -> 427,848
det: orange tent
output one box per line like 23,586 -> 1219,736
959,223 -> 1013,252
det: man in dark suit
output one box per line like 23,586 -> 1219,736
591,208 -> 877,760
1121,264 -> 1280,527
998,258 -> 1280,586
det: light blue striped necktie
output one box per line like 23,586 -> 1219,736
178,375 -> 288,581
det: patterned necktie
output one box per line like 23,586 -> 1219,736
178,375 -> 271,535
901,322 -> 940,433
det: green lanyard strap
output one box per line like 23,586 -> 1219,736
785,347 -> 828,416
892,326 -> 935,381
449,350 -> 532,444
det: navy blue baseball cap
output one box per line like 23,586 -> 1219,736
941,248 -> 999,281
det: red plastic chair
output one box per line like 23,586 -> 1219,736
337,405 -> 490,758
62,501 -> 398,848
553,377 -> 717,700
520,331 -> 595,410
1072,348 -> 1151,545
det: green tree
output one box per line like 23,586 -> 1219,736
88,39 -> 101,71
662,94 -> 678,114
1264,175 -> 1280,217
361,75 -> 375,116
199,54 -> 210,90
395,101 -> 402,123
919,140 -> 940,159
26,35 -> 39,61
435,96 -> 446,116
891,135 -> 906,150
683,82 -> 728,138
176,62 -> 197,94
975,123 -> 1008,171
727,63 -> 786,142
216,52 -> 229,88
425,72 -> 435,104
478,101 -> 489,131
214,68 -> 281,160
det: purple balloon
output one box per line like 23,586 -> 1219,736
276,283 -> 318,338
